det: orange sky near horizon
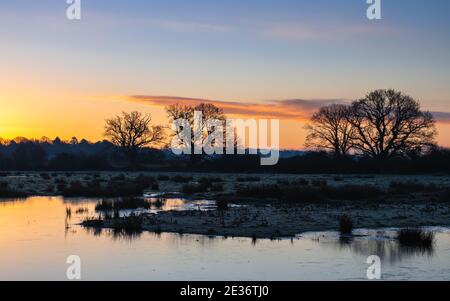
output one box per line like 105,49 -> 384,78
0,94 -> 306,149
1,91 -> 450,150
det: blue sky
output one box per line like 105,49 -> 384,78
1,0 -> 450,102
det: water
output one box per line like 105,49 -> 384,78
1,196 -> 450,281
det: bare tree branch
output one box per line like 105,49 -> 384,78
104,111 -> 165,166
304,104 -> 355,157
347,89 -> 436,159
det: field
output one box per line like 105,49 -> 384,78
2,171 -> 450,198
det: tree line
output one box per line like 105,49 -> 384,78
0,89 -> 448,173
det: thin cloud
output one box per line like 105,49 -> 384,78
261,22 -> 398,41
431,111 -> 450,124
81,13 -> 232,33
156,20 -> 231,33
0,10 -> 232,34
88,15 -> 232,33
128,95 -> 348,120
128,95 -> 450,124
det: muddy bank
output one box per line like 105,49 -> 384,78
82,200 -> 450,238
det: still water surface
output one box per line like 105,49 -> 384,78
1,196 -> 449,280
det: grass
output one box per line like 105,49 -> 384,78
311,179 -> 327,187
282,186 -> 325,202
75,207 -> 89,214
111,174 -> 126,181
389,181 -> 437,194
152,198 -> 165,209
82,212 -> 144,237
182,183 -> 210,194
397,228 -> 435,248
55,178 -> 66,184
277,178 -> 309,186
134,174 -> 157,188
171,175 -> 193,183
292,178 -> 309,186
0,182 -> 27,198
236,176 -> 261,182
198,177 -> 223,185
40,173 -> 51,180
59,179 -> 146,197
276,179 -> 290,185
323,185 -> 383,200
236,184 -> 282,199
216,199 -> 229,211
81,217 -> 103,228
45,184 -> 55,193
339,215 -> 353,235
441,189 -> 450,202
95,198 -> 150,211
211,183 -> 224,192
235,183 -> 382,202
94,200 -> 114,211
182,178 -> 224,194
157,175 -> 170,181
111,214 -> 144,235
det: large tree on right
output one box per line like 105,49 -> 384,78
347,89 -> 436,160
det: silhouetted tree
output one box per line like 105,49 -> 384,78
104,111 -> 164,167
53,137 -> 63,145
347,89 -> 436,160
11,142 -> 47,170
48,153 -> 111,171
166,104 -> 195,145
166,103 -> 226,157
39,136 -> 52,144
305,104 -> 354,157
69,136 -> 79,145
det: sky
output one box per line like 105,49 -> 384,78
1,0 -> 450,149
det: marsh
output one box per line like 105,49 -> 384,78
1,195 -> 450,280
